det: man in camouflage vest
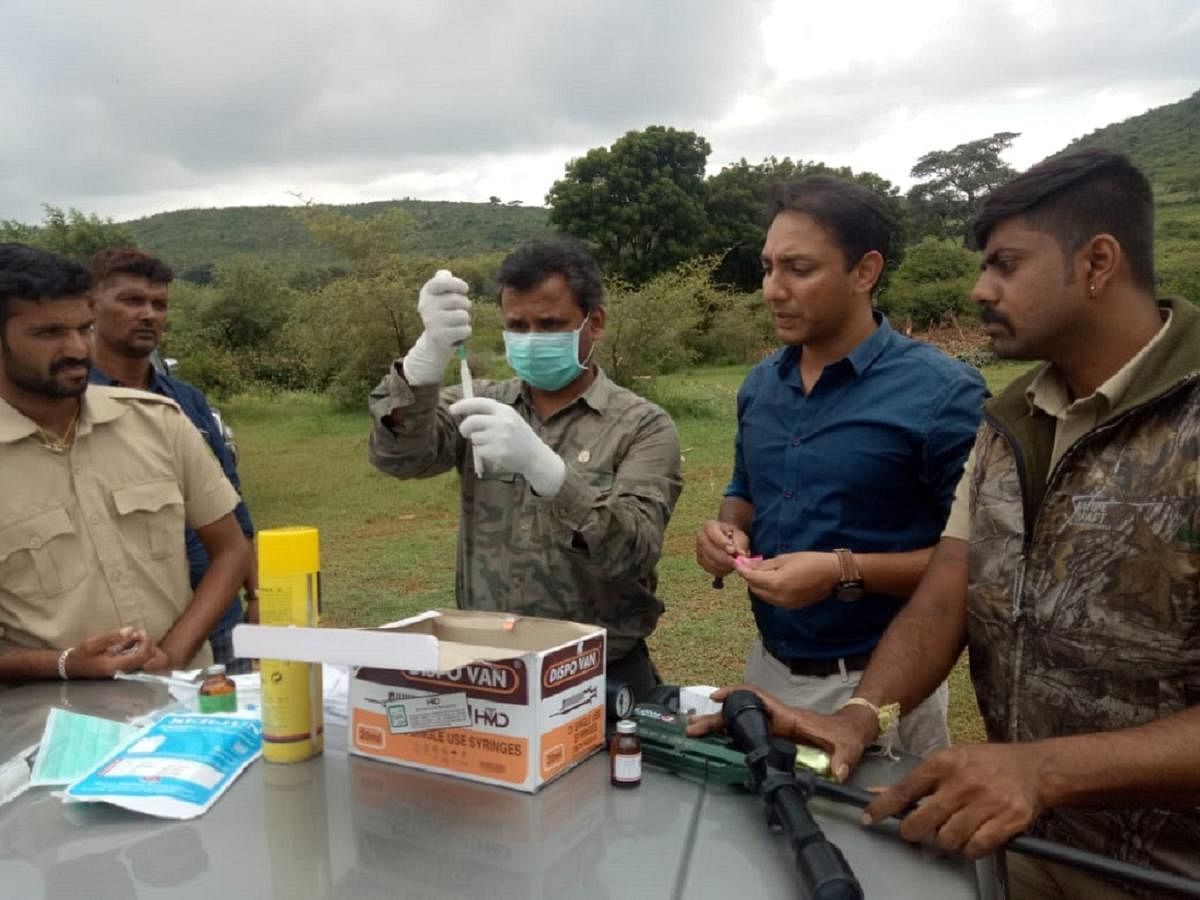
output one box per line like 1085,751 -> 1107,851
368,237 -> 682,700
691,151 -> 1199,897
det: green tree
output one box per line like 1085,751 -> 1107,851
547,126 -> 711,283
702,157 -> 907,291
201,256 -> 297,351
908,132 -> 1020,241
877,238 -> 978,329
0,205 -> 137,262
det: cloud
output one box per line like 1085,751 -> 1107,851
705,0 -> 1200,184
0,0 -> 1195,221
0,0 -> 768,219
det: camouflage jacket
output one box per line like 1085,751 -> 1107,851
966,298 -> 1200,883
368,364 -> 682,659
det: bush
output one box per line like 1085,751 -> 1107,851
879,238 -> 978,328
1157,241 -> 1200,304
688,291 -> 774,365
286,269 -> 420,408
954,345 -> 998,370
165,340 -> 246,398
201,256 -> 298,350
596,260 -> 714,386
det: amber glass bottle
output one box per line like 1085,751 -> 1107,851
609,719 -> 642,788
198,664 -> 237,714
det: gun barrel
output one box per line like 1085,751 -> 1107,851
811,780 -> 1200,898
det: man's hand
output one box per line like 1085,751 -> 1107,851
242,546 -> 259,624
685,684 -> 877,782
243,589 -> 259,626
862,743 -> 1047,858
142,647 -> 173,674
402,269 -> 472,386
733,552 -> 840,608
695,520 -> 752,578
66,627 -> 160,679
449,397 -> 567,497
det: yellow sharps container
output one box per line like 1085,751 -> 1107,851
257,526 -> 324,763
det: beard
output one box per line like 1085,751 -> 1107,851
3,352 -> 91,398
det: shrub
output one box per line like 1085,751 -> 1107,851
879,238 -> 978,329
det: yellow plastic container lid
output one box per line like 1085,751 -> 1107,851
257,527 -> 320,576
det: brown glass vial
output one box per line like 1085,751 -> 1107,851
198,664 -> 238,714
610,719 -> 642,788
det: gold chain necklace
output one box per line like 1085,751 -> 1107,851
36,403 -> 81,454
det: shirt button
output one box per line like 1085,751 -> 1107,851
73,466 -> 83,475
783,489 -> 794,499
791,437 -> 802,447
29,537 -> 42,549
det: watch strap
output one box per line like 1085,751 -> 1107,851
832,548 -> 862,586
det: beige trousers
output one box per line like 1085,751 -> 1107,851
743,637 -> 950,759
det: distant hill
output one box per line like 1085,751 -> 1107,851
127,199 -> 552,273
1057,89 -> 1200,201
1054,89 -> 1200,299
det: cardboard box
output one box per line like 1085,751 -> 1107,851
234,609 -> 607,792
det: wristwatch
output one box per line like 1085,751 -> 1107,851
832,548 -> 864,602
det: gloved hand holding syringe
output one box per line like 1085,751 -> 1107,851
402,268 -> 483,477
456,343 -> 484,478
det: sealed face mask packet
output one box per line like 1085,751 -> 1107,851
30,708 -> 142,787
65,714 -> 262,820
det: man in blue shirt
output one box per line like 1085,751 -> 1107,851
696,176 -> 985,758
88,248 -> 256,672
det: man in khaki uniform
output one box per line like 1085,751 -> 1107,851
368,238 -> 682,699
0,243 -> 251,682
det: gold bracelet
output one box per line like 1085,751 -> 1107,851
839,696 -> 900,734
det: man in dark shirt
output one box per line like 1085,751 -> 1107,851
87,248 -> 256,671
696,176 -> 985,757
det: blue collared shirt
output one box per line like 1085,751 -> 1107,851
89,366 -> 254,632
726,314 -> 985,660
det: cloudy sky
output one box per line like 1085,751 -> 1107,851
2,0 -> 1197,223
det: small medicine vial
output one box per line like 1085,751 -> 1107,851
610,719 -> 642,788
198,664 -> 237,714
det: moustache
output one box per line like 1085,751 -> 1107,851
979,305 -> 1010,327
51,356 -> 91,375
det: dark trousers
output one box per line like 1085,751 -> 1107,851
608,639 -> 662,702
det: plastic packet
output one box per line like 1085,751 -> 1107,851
65,714 -> 261,819
30,708 -> 142,786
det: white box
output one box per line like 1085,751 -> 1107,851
235,609 -> 607,792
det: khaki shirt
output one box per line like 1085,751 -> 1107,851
0,386 -> 240,668
943,312 -> 1173,540
368,365 -> 682,658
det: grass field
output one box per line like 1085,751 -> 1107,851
225,360 -> 1031,743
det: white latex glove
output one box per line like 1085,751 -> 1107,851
449,397 -> 567,497
402,269 -> 472,385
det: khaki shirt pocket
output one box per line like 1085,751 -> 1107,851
0,506 -> 85,598
112,480 -> 185,560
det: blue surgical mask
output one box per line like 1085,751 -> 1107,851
504,318 -> 591,391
